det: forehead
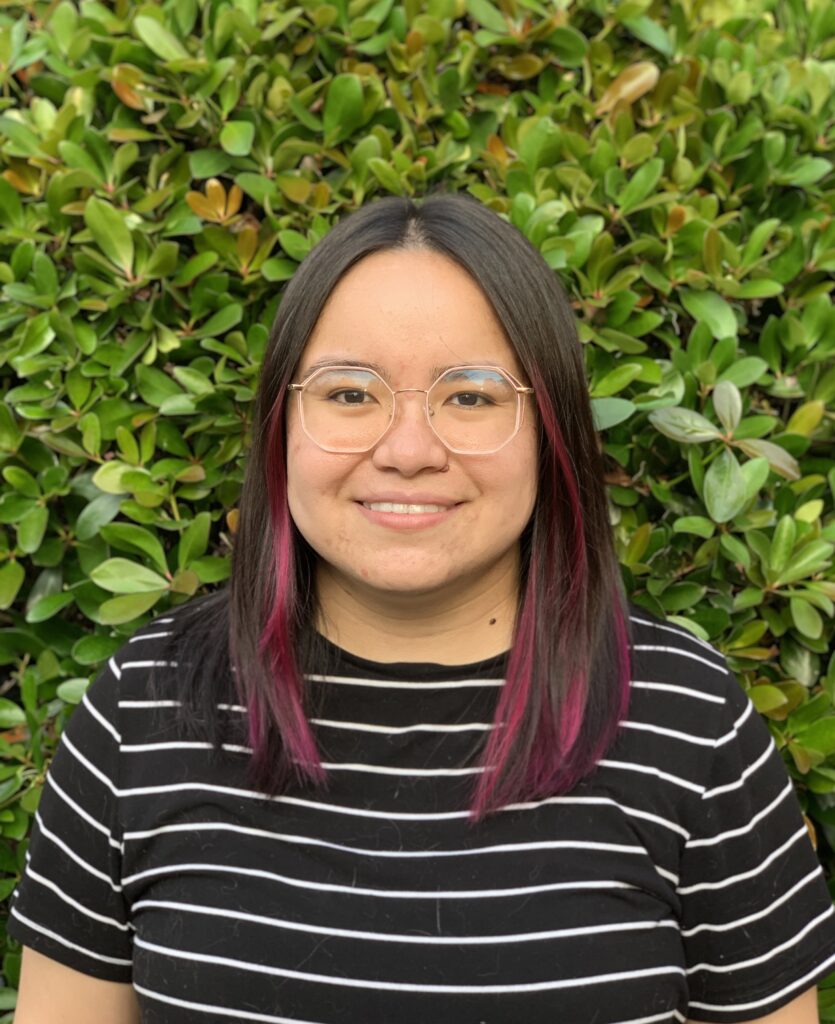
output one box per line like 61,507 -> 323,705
298,249 -> 525,379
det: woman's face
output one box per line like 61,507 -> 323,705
285,249 -> 539,604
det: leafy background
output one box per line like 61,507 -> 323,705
0,0 -> 833,1016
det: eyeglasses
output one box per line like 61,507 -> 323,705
287,364 -> 535,455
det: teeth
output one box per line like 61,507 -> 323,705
363,502 -> 447,514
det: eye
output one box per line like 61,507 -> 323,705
447,391 -> 493,408
328,389 -> 375,405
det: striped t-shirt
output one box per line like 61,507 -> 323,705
9,604 -> 835,1023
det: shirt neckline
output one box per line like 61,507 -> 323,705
314,631 -> 509,682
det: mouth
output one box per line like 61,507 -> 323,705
361,502 -> 450,514
354,499 -> 463,529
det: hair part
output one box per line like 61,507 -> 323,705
154,189 -> 633,820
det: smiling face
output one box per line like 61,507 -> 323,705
284,248 -> 539,612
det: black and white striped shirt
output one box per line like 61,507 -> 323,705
9,605 -> 835,1023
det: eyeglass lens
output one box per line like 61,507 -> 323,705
299,367 -> 520,453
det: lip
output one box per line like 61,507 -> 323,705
354,496 -> 463,530
357,493 -> 461,507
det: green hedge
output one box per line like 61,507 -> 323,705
0,0 -> 833,1015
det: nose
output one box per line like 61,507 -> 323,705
370,389 -> 449,476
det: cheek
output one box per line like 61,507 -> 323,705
285,439 -> 359,555
508,430 -> 539,519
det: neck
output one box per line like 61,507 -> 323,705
314,553 -> 521,664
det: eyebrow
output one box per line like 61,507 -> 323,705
300,358 -> 500,380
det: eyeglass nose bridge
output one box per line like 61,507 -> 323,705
381,386 -> 441,442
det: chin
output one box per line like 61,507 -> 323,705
353,571 -> 455,596
345,559 -> 463,596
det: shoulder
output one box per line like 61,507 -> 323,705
106,589 -> 230,704
625,601 -> 736,705
621,602 -> 748,758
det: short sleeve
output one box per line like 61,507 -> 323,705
680,666 -> 835,1021
7,657 -> 132,982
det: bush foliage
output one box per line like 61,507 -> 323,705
0,0 -> 833,1015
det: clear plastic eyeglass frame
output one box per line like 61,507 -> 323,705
287,363 -> 536,455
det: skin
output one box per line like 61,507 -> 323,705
13,929 -> 821,1023
14,249 -> 822,1021
285,248 -> 539,664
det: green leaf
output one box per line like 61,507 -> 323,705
99,523 -> 168,575
91,462 -> 134,496
366,157 -> 405,195
790,597 -> 823,640
618,158 -> 664,215
717,357 -> 768,388
465,0 -> 508,34
590,397 -> 635,431
796,717 -> 835,756
648,407 -> 722,443
739,456 -> 770,503
775,542 -> 834,586
219,120 -> 255,156
135,364 -> 184,407
134,14 -> 190,61
778,158 -> 832,188
2,466 -> 39,498
769,515 -> 796,575
733,279 -> 783,299
98,590 -> 166,625
673,516 -> 715,539
0,561 -> 25,610
191,555 -> 231,583
591,362 -> 643,398
704,448 -> 746,523
261,258 -> 297,282
84,197 -> 134,277
235,173 -> 279,206
748,684 -> 788,714
517,120 -> 561,174
89,557 -> 169,594
71,633 -> 122,665
172,366 -> 214,396
323,73 -> 364,145
193,304 -> 243,339
0,494 -> 35,524
659,582 -> 706,613
735,438 -> 799,480
190,149 -> 232,178
0,177 -> 24,227
159,395 -> 197,416
144,240 -> 180,279
57,140 -> 103,182
56,677 -> 90,704
712,380 -> 741,433
0,117 -> 42,157
16,505 -> 49,554
0,403 -> 23,451
543,26 -> 588,66
741,218 -> 781,270
173,251 -> 219,286
720,533 -> 751,569
277,231 -> 312,262
622,16 -> 673,57
0,699 -> 25,729
177,511 -> 212,570
0,984 -> 19,1009
680,290 -> 738,339
25,591 -> 75,623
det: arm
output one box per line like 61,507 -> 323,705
14,947 -> 140,1024
686,984 -> 819,1024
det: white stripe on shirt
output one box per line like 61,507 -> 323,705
133,934 -> 687,994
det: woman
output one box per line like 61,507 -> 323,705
10,193 -> 835,1023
